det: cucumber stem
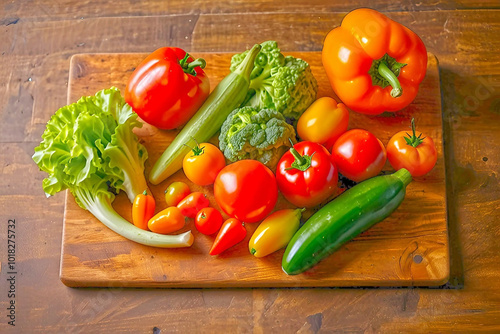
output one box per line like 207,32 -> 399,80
394,168 -> 412,187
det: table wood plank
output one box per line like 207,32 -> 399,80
1,7 -> 500,333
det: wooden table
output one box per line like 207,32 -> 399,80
1,1 -> 499,332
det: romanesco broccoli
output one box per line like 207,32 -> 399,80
230,41 -> 318,120
219,107 -> 297,168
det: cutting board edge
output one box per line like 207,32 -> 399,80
60,51 -> 450,289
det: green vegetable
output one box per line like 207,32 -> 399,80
230,40 -> 318,120
218,107 -> 296,167
149,44 -> 262,185
282,169 -> 412,275
33,87 -> 193,248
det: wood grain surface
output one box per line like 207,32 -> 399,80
1,2 -> 500,332
61,52 -> 448,288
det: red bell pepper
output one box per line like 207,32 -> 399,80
125,47 -> 210,129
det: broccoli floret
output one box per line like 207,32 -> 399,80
219,107 -> 297,168
230,41 -> 318,121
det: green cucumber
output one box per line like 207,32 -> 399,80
149,44 -> 262,185
282,168 -> 412,275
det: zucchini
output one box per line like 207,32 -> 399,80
282,168 -> 412,275
149,44 -> 262,185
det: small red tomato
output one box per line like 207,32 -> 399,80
125,47 -> 210,130
214,160 -> 278,223
387,118 -> 438,177
276,141 -> 338,208
331,129 -> 387,182
148,206 -> 185,234
209,218 -> 247,255
183,142 -> 226,186
177,192 -> 210,218
195,207 -> 224,235
164,181 -> 191,207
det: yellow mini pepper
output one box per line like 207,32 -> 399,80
248,208 -> 304,258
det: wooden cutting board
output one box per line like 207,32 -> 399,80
60,51 -> 449,288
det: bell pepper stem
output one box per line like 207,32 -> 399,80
179,53 -> 206,76
378,61 -> 403,98
187,58 -> 206,70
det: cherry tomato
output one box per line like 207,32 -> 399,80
125,47 -> 210,130
148,206 -> 185,234
195,207 -> 224,235
297,97 -> 349,150
214,160 -> 277,223
387,118 -> 437,177
276,141 -> 338,208
209,218 -> 247,255
177,192 -> 210,218
164,181 -> 191,207
331,129 -> 387,182
183,142 -> 226,186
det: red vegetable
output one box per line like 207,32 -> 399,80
125,47 -> 210,130
214,160 -> 277,223
177,192 -> 210,218
387,118 -> 437,177
209,218 -> 247,255
195,207 -> 224,235
276,141 -> 338,208
331,129 -> 387,182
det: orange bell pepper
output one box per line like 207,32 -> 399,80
322,8 -> 428,114
132,190 -> 156,230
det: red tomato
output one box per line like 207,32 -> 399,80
214,160 -> 278,223
177,192 -> 210,218
164,181 -> 191,207
387,118 -> 437,177
148,207 -> 185,234
331,129 -> 387,182
297,97 -> 349,150
183,142 -> 226,186
125,47 -> 210,130
195,207 -> 224,235
276,141 -> 338,208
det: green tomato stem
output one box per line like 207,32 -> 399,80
286,139 -> 312,172
404,118 -> 426,148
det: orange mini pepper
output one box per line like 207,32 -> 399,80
148,207 -> 186,234
322,8 -> 428,114
132,190 -> 156,230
